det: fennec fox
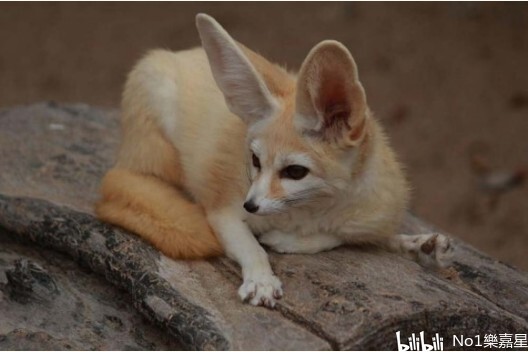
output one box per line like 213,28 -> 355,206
96,14 -> 453,308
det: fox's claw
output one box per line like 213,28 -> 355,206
417,233 -> 454,268
238,273 -> 283,308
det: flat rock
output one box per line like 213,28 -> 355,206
0,102 -> 527,350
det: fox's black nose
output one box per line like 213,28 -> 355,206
243,200 -> 259,213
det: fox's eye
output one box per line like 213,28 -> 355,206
252,153 -> 261,169
280,165 -> 309,180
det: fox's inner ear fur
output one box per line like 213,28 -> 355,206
295,40 -> 368,146
196,14 -> 277,125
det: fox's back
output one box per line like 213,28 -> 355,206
121,47 -> 249,208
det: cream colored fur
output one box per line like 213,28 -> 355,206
96,14 -> 453,309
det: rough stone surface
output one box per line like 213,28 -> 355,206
0,103 -> 527,350
0,231 -> 181,350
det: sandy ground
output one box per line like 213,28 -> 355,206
0,3 -> 526,270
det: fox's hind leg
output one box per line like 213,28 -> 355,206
96,168 -> 223,259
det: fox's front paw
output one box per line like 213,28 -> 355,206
238,272 -> 283,308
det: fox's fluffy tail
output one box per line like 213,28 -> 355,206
95,168 -> 223,259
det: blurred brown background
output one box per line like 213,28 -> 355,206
1,3 -> 527,270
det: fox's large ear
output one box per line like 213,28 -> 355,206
196,14 -> 277,125
295,40 -> 367,146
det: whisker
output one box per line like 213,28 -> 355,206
279,186 -> 332,208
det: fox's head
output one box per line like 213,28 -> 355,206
197,14 -> 372,216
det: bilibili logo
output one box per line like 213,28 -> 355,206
396,331 -> 444,351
